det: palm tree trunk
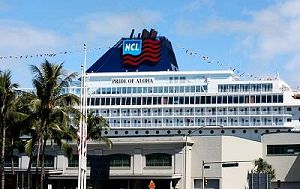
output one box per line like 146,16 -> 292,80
1,126 -> 6,189
10,139 -> 15,189
27,142 -> 34,189
40,137 -> 47,189
35,136 -> 42,189
27,154 -> 32,189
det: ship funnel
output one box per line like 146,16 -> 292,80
130,29 -> 135,39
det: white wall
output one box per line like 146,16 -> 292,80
221,136 -> 262,189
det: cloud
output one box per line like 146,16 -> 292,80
81,10 -> 162,39
0,20 -> 65,55
175,0 -> 300,86
205,1 -> 300,61
0,20 -> 66,87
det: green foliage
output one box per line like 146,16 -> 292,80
0,70 -> 19,189
28,60 -> 79,189
86,112 -> 112,148
254,158 -> 276,180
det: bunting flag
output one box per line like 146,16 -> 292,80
175,44 -> 261,80
0,47 -> 109,60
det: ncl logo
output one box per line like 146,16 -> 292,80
123,40 -> 142,56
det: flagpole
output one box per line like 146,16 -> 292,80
77,65 -> 83,189
83,43 -> 87,189
78,44 -> 87,189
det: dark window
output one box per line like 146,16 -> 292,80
146,153 -> 172,167
267,95 -> 272,103
126,97 -> 131,105
95,98 -> 100,105
233,96 -> 238,104
222,96 -> 227,104
262,95 -> 266,103
179,97 -> 184,104
256,95 -> 261,103
153,97 -> 158,105
68,156 -> 78,167
287,107 -> 292,111
169,97 -> 174,104
273,95 -> 278,103
121,98 -> 126,105
101,98 -> 105,105
278,95 -> 283,103
212,96 -> 216,104
228,96 -> 233,104
217,96 -> 222,104
137,97 -> 141,105
132,97 -> 137,105
32,155 -> 54,167
239,96 -> 244,104
267,145 -> 300,155
190,97 -> 195,104
185,97 -> 189,104
206,96 -> 211,104
4,156 -> 19,167
200,96 -> 205,104
109,154 -> 131,167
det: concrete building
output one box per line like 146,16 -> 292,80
262,132 -> 300,189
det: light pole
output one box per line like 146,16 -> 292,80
202,161 -> 205,189
184,127 -> 205,189
184,125 -> 223,189
19,134 -> 32,189
201,160 -> 252,189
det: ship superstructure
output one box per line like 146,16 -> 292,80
66,29 -> 300,135
67,70 -> 300,130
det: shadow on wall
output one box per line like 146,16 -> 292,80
285,155 -> 300,181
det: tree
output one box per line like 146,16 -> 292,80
254,158 -> 276,180
0,70 -> 18,189
86,112 -> 112,148
29,60 -> 79,189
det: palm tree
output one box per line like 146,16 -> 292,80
29,60 -> 79,189
86,112 -> 112,148
0,70 -> 19,189
254,158 -> 276,180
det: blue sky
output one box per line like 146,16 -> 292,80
1,0 -> 300,88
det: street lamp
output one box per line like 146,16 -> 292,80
19,134 -> 32,189
201,160 -> 252,189
184,125 -> 223,189
184,126 -> 205,189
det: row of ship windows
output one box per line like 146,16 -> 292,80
97,107 -> 289,116
106,117 -> 286,127
91,85 -> 208,95
218,83 -> 273,93
87,94 -> 283,106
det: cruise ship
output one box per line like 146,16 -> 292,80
67,28 -> 300,140
13,29 -> 300,189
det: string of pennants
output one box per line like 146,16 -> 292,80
176,44 -> 260,79
0,46 -> 110,60
1,43 -> 267,80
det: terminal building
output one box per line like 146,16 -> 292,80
11,29 -> 300,189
